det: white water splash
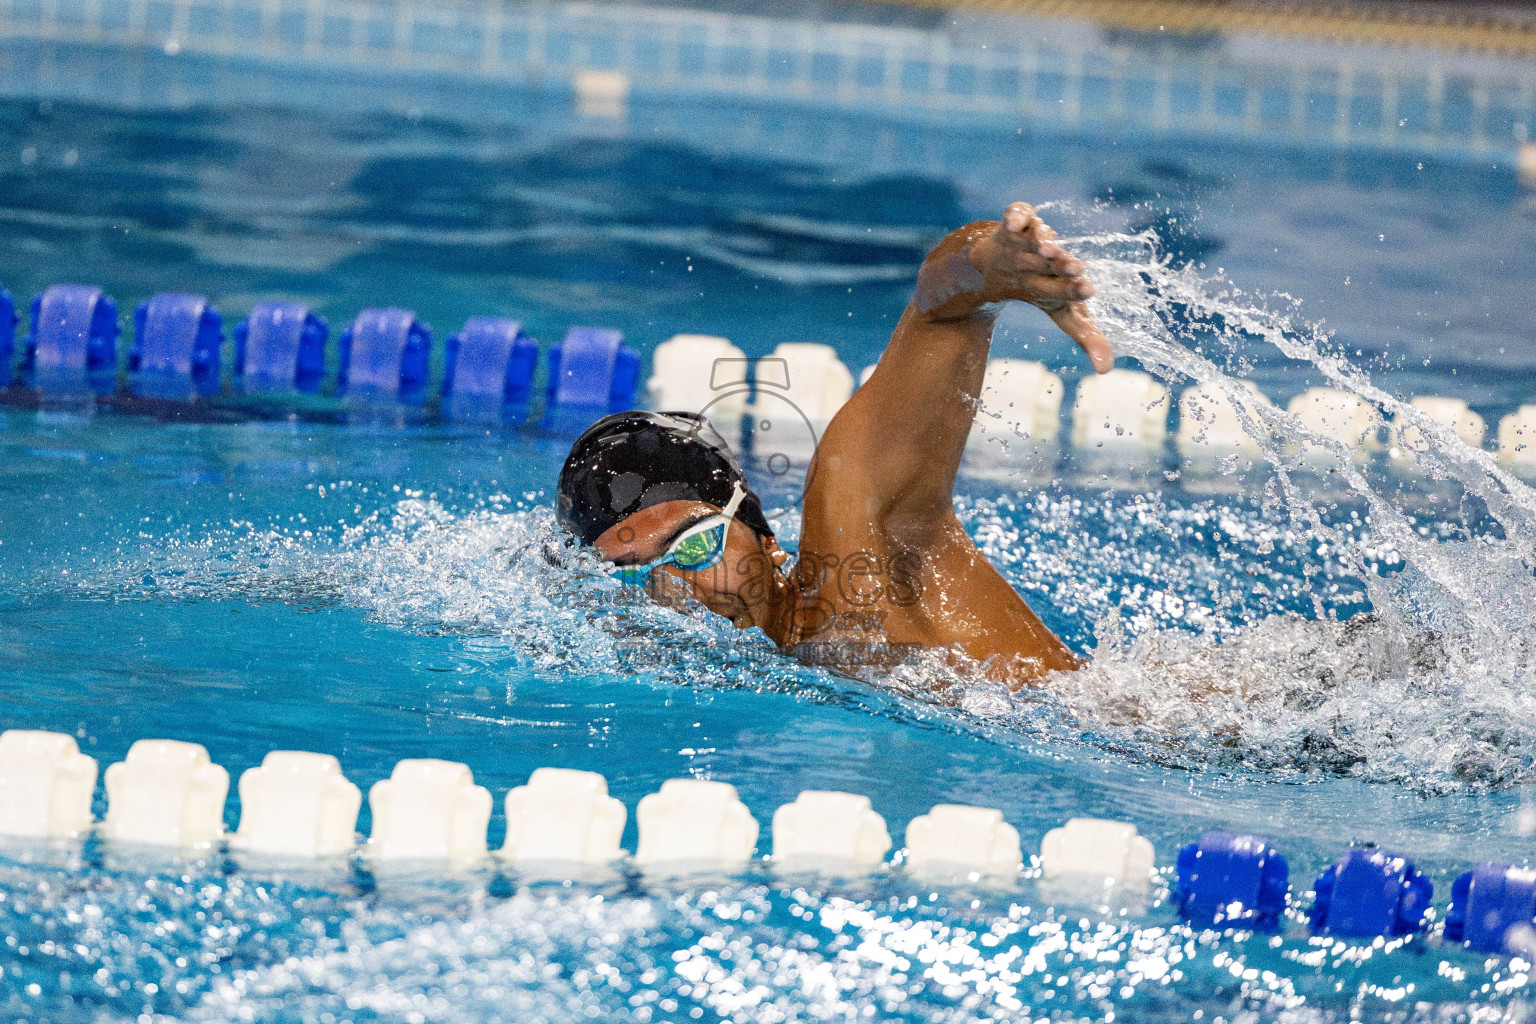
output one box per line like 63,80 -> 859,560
957,229 -> 1536,792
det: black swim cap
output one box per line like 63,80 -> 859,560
556,410 -> 775,546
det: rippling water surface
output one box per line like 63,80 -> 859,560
3,37 -> 1536,1024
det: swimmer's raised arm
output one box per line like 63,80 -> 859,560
562,203 -> 1106,679
814,203 -> 1113,522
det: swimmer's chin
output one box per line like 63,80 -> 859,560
645,583 -> 755,630
704,603 -> 760,632
679,601 -> 768,638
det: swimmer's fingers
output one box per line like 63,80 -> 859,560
1046,301 -> 1115,374
980,249 -> 1082,281
997,203 -> 1111,371
989,203 -> 1083,276
1031,220 -> 1072,267
1015,272 -> 1094,304
998,202 -> 1062,247
974,233 -> 1084,287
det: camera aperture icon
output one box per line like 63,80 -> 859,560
695,355 -> 821,521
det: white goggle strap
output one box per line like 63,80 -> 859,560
720,481 -> 747,523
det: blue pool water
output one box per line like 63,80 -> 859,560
3,30 -> 1536,1024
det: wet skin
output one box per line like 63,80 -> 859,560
595,203 -> 1114,686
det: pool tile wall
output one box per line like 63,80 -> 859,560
1,0 -> 1533,158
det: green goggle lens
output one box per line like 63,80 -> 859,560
613,518 -> 729,586
670,524 -> 726,569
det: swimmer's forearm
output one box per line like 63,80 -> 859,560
822,226 -> 1016,502
819,298 -> 993,510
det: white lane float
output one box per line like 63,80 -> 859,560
1285,386 -> 1384,458
647,334 -> 750,442
367,758 -> 492,861
501,767 -> 627,864
904,803 -> 1022,876
1390,395 -> 1487,462
1177,379 -> 1271,459
1498,405 -> 1536,468
635,778 -> 758,870
1040,817 -> 1157,889
1406,396 -> 1486,447
574,69 -> 630,118
231,750 -> 361,857
0,729 -> 98,839
771,789 -> 891,869
1070,369 -> 1170,450
968,358 -> 1064,460
102,739 -> 229,848
749,342 -> 854,461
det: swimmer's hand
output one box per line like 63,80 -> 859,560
916,202 -> 1114,373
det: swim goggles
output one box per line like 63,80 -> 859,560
612,483 -> 746,587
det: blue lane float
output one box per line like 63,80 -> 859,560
1446,862 -> 1536,954
543,326 -> 639,433
0,285 -> 15,388
24,284 -> 120,394
1176,832 -> 1290,930
338,308 -> 432,405
234,301 -> 328,394
128,293 -> 223,399
1310,848 -> 1432,938
442,317 -> 538,422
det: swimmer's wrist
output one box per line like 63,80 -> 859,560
913,221 -> 1000,321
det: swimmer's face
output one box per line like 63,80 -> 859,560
594,499 -> 788,630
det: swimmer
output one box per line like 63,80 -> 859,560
557,202 -> 1114,685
